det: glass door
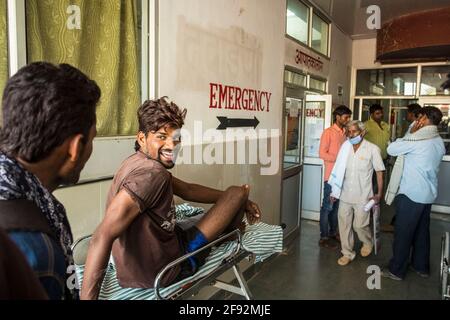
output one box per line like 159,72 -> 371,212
301,94 -> 332,221
284,97 -> 303,169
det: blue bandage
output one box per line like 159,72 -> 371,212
186,230 -> 208,270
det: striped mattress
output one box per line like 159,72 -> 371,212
75,203 -> 283,300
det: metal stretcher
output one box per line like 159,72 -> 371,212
72,228 -> 255,300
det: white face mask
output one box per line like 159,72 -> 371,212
349,134 -> 363,145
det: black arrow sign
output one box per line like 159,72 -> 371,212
216,116 -> 260,130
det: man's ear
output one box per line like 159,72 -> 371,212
137,131 -> 146,151
67,134 -> 84,162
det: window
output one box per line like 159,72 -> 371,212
284,69 -> 307,87
309,76 -> 326,92
286,0 -> 309,45
420,65 -> 450,96
0,0 -> 7,99
26,0 -> 143,136
356,68 -> 417,96
353,99 -> 360,120
311,13 -> 328,56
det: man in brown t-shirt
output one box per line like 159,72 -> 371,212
81,97 -> 262,299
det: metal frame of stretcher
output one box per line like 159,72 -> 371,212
154,229 -> 254,300
72,229 -> 254,301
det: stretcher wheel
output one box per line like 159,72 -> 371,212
440,232 -> 450,300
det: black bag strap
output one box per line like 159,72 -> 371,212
0,199 -> 55,238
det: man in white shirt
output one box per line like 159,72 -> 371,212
334,121 -> 385,266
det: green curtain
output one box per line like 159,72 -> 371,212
27,0 -> 140,136
0,0 -> 8,103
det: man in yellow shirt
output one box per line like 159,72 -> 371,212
364,104 -> 391,161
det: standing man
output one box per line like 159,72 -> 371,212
364,104 -> 391,164
382,107 -> 445,280
329,121 -> 385,266
382,103 -> 422,233
318,105 -> 352,249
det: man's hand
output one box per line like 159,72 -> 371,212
410,116 -> 425,134
245,200 -> 261,225
369,194 -> 382,204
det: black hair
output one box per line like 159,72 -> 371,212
406,103 -> 422,117
134,97 -> 187,151
369,104 -> 383,114
421,106 -> 443,126
0,62 -> 101,162
333,105 -> 352,121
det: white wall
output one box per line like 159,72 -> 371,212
56,0 -> 287,241
351,37 -> 381,69
328,24 -> 353,106
158,0 -> 286,226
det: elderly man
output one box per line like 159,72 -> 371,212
328,121 -> 385,266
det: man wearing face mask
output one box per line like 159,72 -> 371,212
329,121 -> 385,266
81,97 -> 263,299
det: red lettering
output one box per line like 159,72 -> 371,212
257,92 -> 263,112
228,87 -> 235,110
235,87 -> 242,110
208,83 -> 272,113
242,89 -> 249,110
265,92 -> 271,112
218,84 -> 227,109
248,89 -> 255,110
209,83 -> 218,108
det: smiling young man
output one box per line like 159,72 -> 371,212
81,97 -> 262,299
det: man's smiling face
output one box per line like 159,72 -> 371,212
139,125 -> 181,169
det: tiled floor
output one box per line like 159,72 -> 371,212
235,205 -> 450,300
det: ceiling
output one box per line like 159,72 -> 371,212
311,0 -> 450,37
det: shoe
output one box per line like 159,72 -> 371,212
319,238 -> 338,250
330,234 -> 341,243
337,256 -> 352,266
381,269 -> 402,281
409,266 -> 430,278
360,244 -> 372,257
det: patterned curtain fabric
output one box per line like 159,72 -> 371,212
0,0 -> 8,108
26,0 -> 140,136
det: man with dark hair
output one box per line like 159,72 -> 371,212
318,105 -> 352,249
81,97 -> 262,299
364,104 -> 390,161
0,62 -> 101,299
406,103 -> 422,122
382,106 -> 445,280
382,103 -> 423,233
406,103 -> 422,134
